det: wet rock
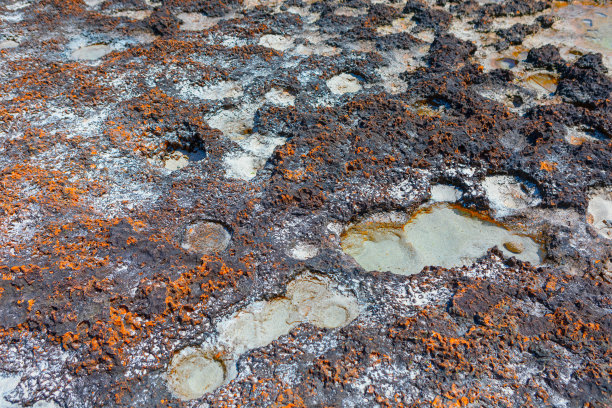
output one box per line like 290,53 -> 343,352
526,44 -> 564,71
557,53 -> 612,106
427,33 -> 476,69
503,240 -> 524,254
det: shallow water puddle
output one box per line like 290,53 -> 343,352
342,203 -> 543,275
523,1 -> 612,68
522,72 -> 559,95
166,274 -> 358,400
166,348 -> 226,400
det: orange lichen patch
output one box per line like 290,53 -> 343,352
0,164 -> 82,218
109,306 -> 143,340
545,310 -> 608,350
0,58 -> 108,114
40,0 -> 85,14
164,256 -> 247,313
104,87 -> 218,159
30,219 -> 118,271
212,377 -> 309,408
540,161 -> 558,172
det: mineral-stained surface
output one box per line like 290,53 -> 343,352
0,0 -> 610,407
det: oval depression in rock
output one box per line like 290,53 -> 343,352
182,221 -> 231,255
166,348 -> 226,400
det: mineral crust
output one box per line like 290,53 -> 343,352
0,0 -> 610,407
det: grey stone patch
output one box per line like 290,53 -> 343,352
587,188 -> 612,240
0,40 -> 18,50
258,35 -> 294,52
482,175 -> 542,217
430,184 -> 462,203
71,44 -> 112,61
326,73 -> 362,95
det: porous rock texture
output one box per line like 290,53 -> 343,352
0,0 -> 610,407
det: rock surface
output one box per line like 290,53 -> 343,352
0,0 -> 610,407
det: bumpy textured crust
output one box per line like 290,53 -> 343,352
0,0 -> 610,407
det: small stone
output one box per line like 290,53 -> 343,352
182,221 -> 231,255
504,241 -> 524,254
